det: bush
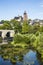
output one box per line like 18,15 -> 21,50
23,36 -> 30,44
35,31 -> 39,36
14,34 -> 24,43
30,35 -> 36,43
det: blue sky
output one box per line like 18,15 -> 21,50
0,0 -> 43,20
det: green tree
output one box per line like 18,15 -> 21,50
39,26 -> 43,32
32,25 -> 40,34
3,20 -> 12,30
10,19 -> 22,33
22,21 -> 29,34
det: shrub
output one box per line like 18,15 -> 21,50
14,34 -> 24,43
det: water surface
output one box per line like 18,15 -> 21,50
0,50 -> 40,65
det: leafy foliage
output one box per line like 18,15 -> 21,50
22,21 -> 29,33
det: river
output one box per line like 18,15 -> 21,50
0,50 -> 41,65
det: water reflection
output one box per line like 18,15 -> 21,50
0,50 -> 40,65
0,44 -> 42,65
0,56 -> 12,65
23,50 -> 40,65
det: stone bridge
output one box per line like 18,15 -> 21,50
0,30 -> 14,38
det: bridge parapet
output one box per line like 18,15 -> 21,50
0,30 -> 14,38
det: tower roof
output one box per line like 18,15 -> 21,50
24,11 -> 27,15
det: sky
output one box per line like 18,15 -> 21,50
0,0 -> 43,20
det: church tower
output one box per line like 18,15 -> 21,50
23,11 -> 28,21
